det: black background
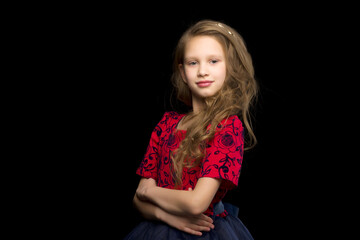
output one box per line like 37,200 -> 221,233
49,3 -> 355,239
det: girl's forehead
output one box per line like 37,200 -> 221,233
184,36 -> 225,57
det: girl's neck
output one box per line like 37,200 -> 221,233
191,96 -> 206,114
177,95 -> 207,130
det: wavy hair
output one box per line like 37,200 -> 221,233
170,19 -> 258,188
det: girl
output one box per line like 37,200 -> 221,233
124,19 -> 257,239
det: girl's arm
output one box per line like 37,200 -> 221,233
132,178 -> 164,221
133,178 -> 214,236
133,192 -> 162,221
136,177 -> 221,216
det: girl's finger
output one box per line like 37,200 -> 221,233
199,214 -> 214,223
183,227 -> 203,236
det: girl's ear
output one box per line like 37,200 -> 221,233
179,64 -> 187,84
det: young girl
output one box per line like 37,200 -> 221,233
124,19 -> 257,239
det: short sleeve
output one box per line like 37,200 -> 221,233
136,112 -> 170,180
200,116 -> 244,190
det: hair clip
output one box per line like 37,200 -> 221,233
217,23 -> 224,28
216,23 -> 233,35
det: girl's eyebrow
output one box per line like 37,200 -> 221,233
184,57 -> 195,62
184,55 -> 223,62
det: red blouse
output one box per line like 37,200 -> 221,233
136,111 -> 244,217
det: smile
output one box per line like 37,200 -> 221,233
196,81 -> 214,87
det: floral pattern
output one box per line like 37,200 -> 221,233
136,111 -> 244,216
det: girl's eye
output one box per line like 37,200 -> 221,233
187,61 -> 197,66
210,59 -> 218,64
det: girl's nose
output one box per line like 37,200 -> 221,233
197,65 -> 209,77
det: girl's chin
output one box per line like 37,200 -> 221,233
199,91 -> 220,99
193,93 -> 219,102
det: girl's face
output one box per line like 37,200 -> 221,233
180,36 -> 226,107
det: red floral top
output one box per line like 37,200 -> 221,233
136,111 -> 244,217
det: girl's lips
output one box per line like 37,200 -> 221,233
196,81 -> 214,87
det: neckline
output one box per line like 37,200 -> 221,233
175,114 -> 187,131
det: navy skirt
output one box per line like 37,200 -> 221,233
123,202 -> 254,240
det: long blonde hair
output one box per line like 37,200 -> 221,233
171,19 -> 258,188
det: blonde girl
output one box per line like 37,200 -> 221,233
124,19 -> 257,239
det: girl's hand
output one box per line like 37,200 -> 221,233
162,211 -> 215,236
161,187 -> 214,236
136,178 -> 156,201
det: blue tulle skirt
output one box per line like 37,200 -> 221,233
123,202 -> 254,240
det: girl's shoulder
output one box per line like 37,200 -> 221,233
158,111 -> 185,126
218,115 -> 243,128
214,115 -> 244,136
161,111 -> 185,121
